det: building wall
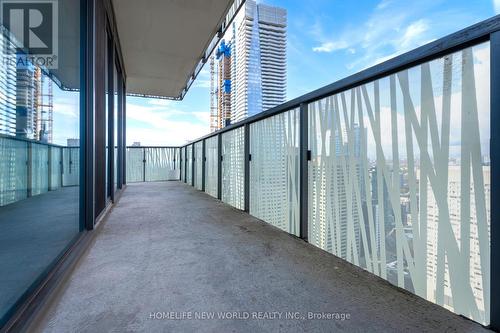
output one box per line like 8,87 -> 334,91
424,166 -> 491,321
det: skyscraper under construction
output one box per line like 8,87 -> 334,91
210,40 -> 232,132
16,66 -> 54,142
0,30 -> 54,142
210,0 -> 286,132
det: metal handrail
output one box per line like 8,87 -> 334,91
0,133 -> 69,148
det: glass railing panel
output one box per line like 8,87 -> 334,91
62,147 -> 80,187
145,147 -> 180,181
186,145 -> 193,184
180,147 -> 185,182
308,42 -> 490,325
50,146 -> 62,190
250,108 -> 300,235
31,143 -> 49,196
205,136 -> 218,198
126,147 -> 144,182
221,127 -> 244,209
194,141 -> 203,190
174,147 -> 180,174
0,137 -> 27,206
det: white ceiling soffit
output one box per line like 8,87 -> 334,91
113,0 -> 239,99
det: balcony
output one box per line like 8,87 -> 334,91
29,181 -> 489,332
0,0 -> 499,331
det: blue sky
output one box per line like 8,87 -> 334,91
125,0 -> 498,146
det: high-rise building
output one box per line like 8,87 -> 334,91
15,66 -> 54,142
209,0 -> 286,131
0,28 -> 53,141
216,40 -> 232,129
15,65 -> 37,139
423,165 -> 490,323
0,30 -> 17,136
210,39 -> 234,132
233,0 -> 286,122
309,124 -> 364,259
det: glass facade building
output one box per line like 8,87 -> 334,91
233,0 -> 287,122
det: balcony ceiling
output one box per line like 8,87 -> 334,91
112,0 -> 234,99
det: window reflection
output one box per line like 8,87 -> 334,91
0,0 -> 81,325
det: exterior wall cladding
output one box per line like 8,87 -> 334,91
233,0 -> 287,123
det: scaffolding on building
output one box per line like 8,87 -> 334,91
216,40 -> 232,129
209,55 -> 218,133
209,39 -> 233,132
34,67 -> 54,143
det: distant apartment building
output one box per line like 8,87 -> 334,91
210,0 -> 286,131
309,124 -> 364,260
423,165 -> 490,323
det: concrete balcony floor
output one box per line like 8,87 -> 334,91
31,182 -> 489,332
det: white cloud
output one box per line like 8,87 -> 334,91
308,0 -> 476,72
147,98 -> 172,107
312,40 -> 349,53
126,101 -> 210,146
310,6 -> 411,57
376,0 -> 392,10
399,19 -> 429,49
53,102 -> 78,118
495,0 -> 500,14
343,17 -> 432,70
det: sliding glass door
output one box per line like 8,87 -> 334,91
0,0 -> 83,325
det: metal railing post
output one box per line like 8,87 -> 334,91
142,148 -> 146,182
27,142 -> 32,198
217,134 -> 222,200
490,30 -> 500,332
179,147 -> 182,181
299,103 -> 309,241
60,147 -> 64,187
202,140 -> 206,191
244,124 -> 250,212
184,146 -> 187,183
191,145 -> 195,187
48,147 -> 52,191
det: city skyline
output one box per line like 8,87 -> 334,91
125,0 -> 497,147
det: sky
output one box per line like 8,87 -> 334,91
125,0 -> 498,147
